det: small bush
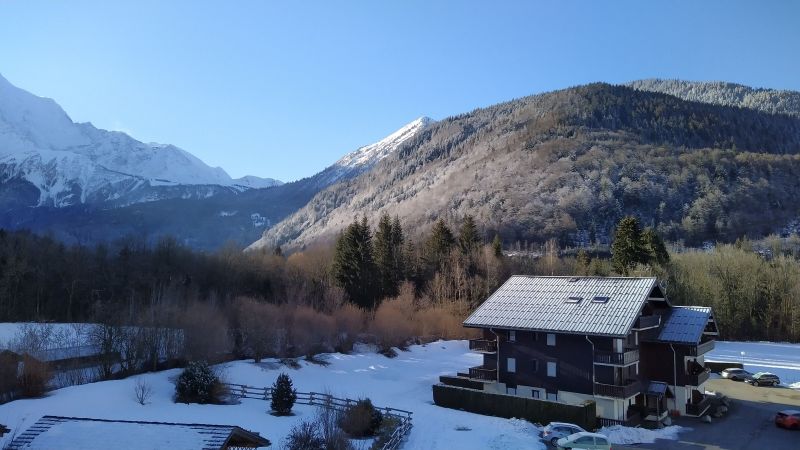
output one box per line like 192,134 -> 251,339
270,372 -> 297,415
285,420 -> 325,450
134,378 -> 153,405
174,361 -> 223,404
18,356 -> 50,398
339,398 -> 383,438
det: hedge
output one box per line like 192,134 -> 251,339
432,384 -> 596,430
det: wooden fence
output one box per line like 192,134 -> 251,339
223,383 -> 413,450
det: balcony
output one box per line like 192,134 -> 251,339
468,365 -> 497,381
594,379 -> 641,398
686,395 -> 712,416
632,315 -> 661,330
468,339 -> 497,354
687,370 -> 710,386
688,339 -> 715,356
594,348 -> 640,366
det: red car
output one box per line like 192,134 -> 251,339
775,410 -> 800,430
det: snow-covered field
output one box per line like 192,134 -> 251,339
0,341 -> 544,450
707,341 -> 800,388
3,337 -> 798,448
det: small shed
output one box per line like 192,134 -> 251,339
6,416 -> 270,449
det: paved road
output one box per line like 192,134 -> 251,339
617,379 -> 800,450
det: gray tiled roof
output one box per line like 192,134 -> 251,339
463,276 -> 659,337
7,416 -> 269,450
657,306 -> 712,344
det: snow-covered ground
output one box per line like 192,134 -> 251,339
707,341 -> 800,388
598,424 -> 685,444
0,322 -> 92,350
0,341 -> 544,450
3,337 -> 797,448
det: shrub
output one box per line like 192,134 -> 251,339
270,372 -> 297,415
18,356 -> 50,398
134,377 -> 153,405
339,398 -> 383,437
174,361 -> 223,404
285,420 -> 325,450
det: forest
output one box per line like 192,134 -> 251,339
3,212 -> 800,367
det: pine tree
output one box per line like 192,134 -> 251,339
642,227 -> 670,266
458,215 -> 481,254
373,214 -> 398,298
270,372 -> 297,415
424,219 -> 455,272
390,216 -> 406,285
611,216 -> 648,275
332,218 -> 377,308
492,234 -> 503,258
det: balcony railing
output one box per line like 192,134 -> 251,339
687,370 -> 710,386
594,348 -> 640,365
686,395 -> 712,416
468,339 -> 497,354
688,339 -> 715,356
468,365 -> 497,381
632,315 -> 661,330
594,380 -> 641,398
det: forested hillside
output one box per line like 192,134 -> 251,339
255,83 -> 800,250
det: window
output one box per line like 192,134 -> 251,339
546,392 -> 558,401
547,333 -> 556,346
531,359 -> 539,372
531,390 -> 540,399
509,330 -> 516,342
595,437 -> 609,445
507,357 -> 516,373
592,296 -> 610,303
575,436 -> 594,445
506,386 -> 516,395
565,296 -> 582,304
547,361 -> 557,377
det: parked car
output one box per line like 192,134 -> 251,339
745,372 -> 781,386
541,422 -> 586,446
720,368 -> 753,381
775,409 -> 800,430
556,432 -> 612,450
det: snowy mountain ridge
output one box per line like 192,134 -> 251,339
0,73 -> 281,207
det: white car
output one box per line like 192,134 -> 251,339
720,367 -> 753,381
556,432 -> 612,450
541,422 -> 587,446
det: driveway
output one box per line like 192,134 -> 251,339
617,379 -> 800,450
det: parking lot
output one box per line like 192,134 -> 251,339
618,378 -> 800,450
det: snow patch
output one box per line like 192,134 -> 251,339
598,425 -> 686,444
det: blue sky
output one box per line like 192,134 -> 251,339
1,1 -> 798,182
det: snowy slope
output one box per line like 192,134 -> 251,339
312,116 -> 433,187
0,74 -> 280,207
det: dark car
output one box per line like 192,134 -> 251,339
720,368 -> 753,381
775,410 -> 800,430
745,372 -> 780,387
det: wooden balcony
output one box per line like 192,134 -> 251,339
688,339 -> 715,356
468,339 -> 497,354
632,314 -> 661,330
687,370 -> 710,386
686,395 -> 712,416
594,380 -> 641,399
594,348 -> 640,366
468,365 -> 497,381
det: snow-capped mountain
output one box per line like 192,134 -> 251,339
310,116 -> 433,188
0,73 -> 281,208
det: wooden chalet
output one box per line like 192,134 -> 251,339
458,276 -> 718,425
6,416 -> 270,449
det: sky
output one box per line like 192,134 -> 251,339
1,1 -> 799,182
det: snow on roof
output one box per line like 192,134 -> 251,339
657,306 -> 712,344
463,276 -> 659,337
7,416 -> 270,450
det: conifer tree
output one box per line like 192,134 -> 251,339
270,372 -> 297,415
642,227 -> 670,266
332,218 -> 377,308
492,234 -> 503,258
373,214 -> 398,298
458,215 -> 481,254
611,216 -> 648,275
424,219 -> 455,272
